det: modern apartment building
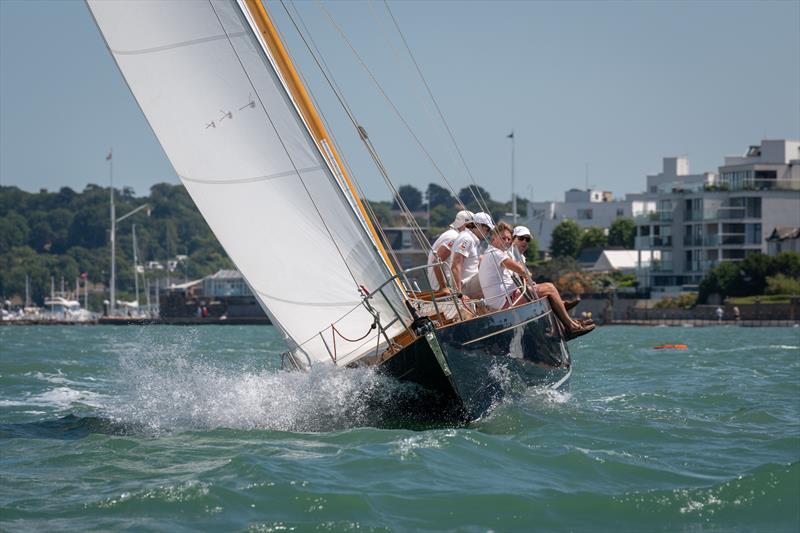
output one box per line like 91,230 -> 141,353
635,140 -> 800,292
525,188 -> 655,252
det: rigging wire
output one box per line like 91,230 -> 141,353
382,0 -> 490,214
284,0 -> 418,274
278,0 -> 432,256
315,3 -> 474,219
275,1 -> 414,284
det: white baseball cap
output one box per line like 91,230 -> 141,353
472,212 -> 494,230
513,226 -> 531,238
450,210 -> 474,229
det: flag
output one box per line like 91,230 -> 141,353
81,272 -> 88,280
106,150 -> 112,161
507,131 -> 514,139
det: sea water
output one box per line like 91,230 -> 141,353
0,325 -> 798,532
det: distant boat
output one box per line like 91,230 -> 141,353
87,0 -> 571,421
41,297 -> 95,323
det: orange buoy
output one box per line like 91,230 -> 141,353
654,344 -> 688,350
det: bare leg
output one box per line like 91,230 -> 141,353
536,282 -> 580,331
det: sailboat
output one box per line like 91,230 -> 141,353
86,0 -> 571,422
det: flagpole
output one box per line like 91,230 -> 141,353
508,131 -> 517,224
108,148 -> 115,316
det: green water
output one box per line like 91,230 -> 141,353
1,325 -> 798,532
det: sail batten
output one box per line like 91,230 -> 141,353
87,0 -> 412,367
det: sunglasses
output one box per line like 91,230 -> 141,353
517,236 -> 531,242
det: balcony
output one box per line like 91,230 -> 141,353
650,261 -> 673,272
683,235 -> 703,247
703,207 -> 747,220
656,210 -> 674,222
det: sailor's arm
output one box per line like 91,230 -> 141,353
502,257 -> 533,282
450,253 -> 465,292
433,246 -> 451,289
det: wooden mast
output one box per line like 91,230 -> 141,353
242,0 -> 397,275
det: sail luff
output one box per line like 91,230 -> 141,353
241,0 -> 398,278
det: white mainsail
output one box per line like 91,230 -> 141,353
87,0 -> 412,366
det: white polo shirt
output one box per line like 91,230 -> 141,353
426,228 -> 459,290
479,244 -> 516,310
450,230 -> 480,283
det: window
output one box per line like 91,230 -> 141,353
577,209 -> 593,220
616,208 -> 624,217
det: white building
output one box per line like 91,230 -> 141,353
635,140 -> 800,292
525,189 -> 655,253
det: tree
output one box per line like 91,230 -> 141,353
458,185 -> 491,212
739,252 -> 774,295
608,218 -> 635,249
427,183 -> 453,209
367,201 -> 394,226
580,227 -> 608,251
0,212 -> 30,254
698,261 -> 742,303
550,220 -> 582,258
393,185 -> 422,212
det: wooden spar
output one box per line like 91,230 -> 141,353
242,0 -> 397,276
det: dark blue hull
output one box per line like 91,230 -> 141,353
379,298 -> 571,422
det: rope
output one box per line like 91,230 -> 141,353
381,0 -> 490,214
282,1 -> 416,291
315,3 -> 472,221
279,0 -> 432,257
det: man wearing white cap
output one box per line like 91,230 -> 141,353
509,227 -> 582,326
511,225 -> 532,266
426,210 -> 473,291
450,211 -> 493,299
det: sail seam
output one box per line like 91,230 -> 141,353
209,0 -> 362,296
110,32 -> 248,56
179,165 -> 323,185
254,289 -> 360,308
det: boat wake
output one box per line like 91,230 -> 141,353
102,350 -> 437,433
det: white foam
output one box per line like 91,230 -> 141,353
1,387 -> 105,409
104,349 -> 416,433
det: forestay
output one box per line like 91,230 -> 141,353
87,0 -> 412,366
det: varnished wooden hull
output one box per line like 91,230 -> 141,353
379,298 -> 571,422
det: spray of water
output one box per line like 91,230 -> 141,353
103,331 -> 424,433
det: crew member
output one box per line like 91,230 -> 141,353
450,212 -> 493,299
481,223 -> 593,339
426,210 -> 473,291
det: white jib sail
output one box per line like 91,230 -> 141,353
87,0 -> 412,367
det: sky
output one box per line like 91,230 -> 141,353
1,0 -> 798,204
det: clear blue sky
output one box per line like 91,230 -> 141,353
1,0 -> 798,203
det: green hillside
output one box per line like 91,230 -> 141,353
0,183 -> 233,307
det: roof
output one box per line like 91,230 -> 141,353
766,227 -> 800,242
576,247 -> 604,265
205,269 -> 243,280
588,250 -> 660,272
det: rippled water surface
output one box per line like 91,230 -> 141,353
1,325 -> 798,532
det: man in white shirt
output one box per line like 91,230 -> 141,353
479,221 -> 523,310
451,211 -> 493,299
512,224 -> 580,312
426,210 -> 473,291
479,222 -> 594,339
